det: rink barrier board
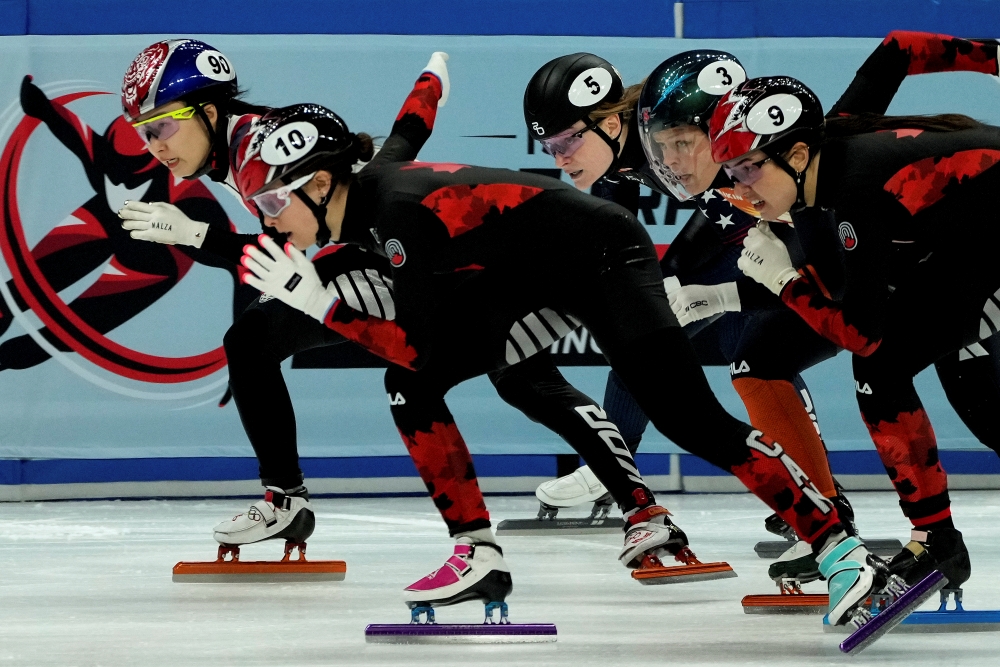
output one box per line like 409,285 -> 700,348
1,450 -> 998,501
3,1 -> 1000,37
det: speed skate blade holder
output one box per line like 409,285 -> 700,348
754,539 -> 902,559
824,587 -> 1000,634
173,543 -> 347,583
631,548 -> 737,585
743,579 -> 828,614
365,623 -> 558,644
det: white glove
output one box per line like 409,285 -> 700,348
738,224 -> 800,295
667,282 -> 741,327
422,52 -> 450,106
240,235 -> 340,322
663,275 -> 681,294
118,200 -> 210,248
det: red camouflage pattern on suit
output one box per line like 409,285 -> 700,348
862,408 -> 951,526
324,302 -> 420,369
884,149 -> 1000,215
882,31 -> 999,76
421,183 -> 544,238
781,276 -> 881,356
399,420 -> 490,533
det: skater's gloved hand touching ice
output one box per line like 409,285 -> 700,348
665,277 -> 741,327
738,223 -> 800,295
241,235 -> 340,322
422,52 -> 450,106
118,200 -> 209,247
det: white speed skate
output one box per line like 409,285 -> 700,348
403,535 -> 513,624
535,465 -> 613,520
213,486 -> 315,547
621,506 -> 737,585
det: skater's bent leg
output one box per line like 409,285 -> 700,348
935,343 -> 1000,456
385,365 -> 490,536
854,352 -> 952,529
224,299 -> 344,489
602,369 -> 650,454
604,327 -> 840,544
489,354 -> 654,514
731,377 -> 837,498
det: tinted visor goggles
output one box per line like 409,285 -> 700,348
538,118 -> 600,158
131,105 -> 204,146
250,172 -> 317,218
723,156 -> 772,186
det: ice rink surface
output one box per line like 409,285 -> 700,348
2,491 -> 998,667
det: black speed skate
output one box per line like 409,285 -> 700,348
888,527 -> 971,589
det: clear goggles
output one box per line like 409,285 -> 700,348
723,157 -> 772,186
250,172 -> 316,218
637,124 -> 697,202
538,119 -> 600,158
131,104 -> 203,146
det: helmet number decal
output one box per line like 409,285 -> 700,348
261,121 -> 318,165
195,50 -> 236,82
568,67 -> 613,107
697,60 -> 746,95
746,94 -> 802,134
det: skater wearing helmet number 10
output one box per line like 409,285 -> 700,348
525,34 -> 1000,594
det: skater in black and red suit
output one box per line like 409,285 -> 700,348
239,99 -> 906,635
709,70 -> 1000,595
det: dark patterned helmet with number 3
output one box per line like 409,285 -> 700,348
637,50 -> 746,200
708,76 -> 825,165
523,53 -> 623,139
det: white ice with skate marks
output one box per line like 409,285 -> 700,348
1,493 -> 999,666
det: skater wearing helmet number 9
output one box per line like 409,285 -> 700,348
709,68 -> 1000,618
525,36 -> 1000,590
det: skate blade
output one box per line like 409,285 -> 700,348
742,594 -> 828,615
495,517 -> 624,536
825,608 -> 1000,634
632,561 -> 737,585
172,559 -> 346,583
754,539 -> 902,559
838,570 -> 948,654
364,623 -> 557,644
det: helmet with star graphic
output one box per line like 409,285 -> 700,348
637,50 -> 746,200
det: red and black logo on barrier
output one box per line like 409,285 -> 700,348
0,90 -> 231,383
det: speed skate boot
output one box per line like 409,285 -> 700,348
535,465 -> 610,520
404,530 -> 513,624
213,485 -> 315,549
621,506 -> 736,585
817,531 -> 946,654
888,527 -> 970,591
174,485 -> 345,582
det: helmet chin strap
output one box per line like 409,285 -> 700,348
292,187 -> 334,247
768,149 -> 814,214
590,116 -> 624,180
185,106 -> 230,181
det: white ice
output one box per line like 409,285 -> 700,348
1,491 -> 999,667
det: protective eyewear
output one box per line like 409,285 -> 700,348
538,119 -> 600,158
131,105 -> 203,146
723,156 -> 772,186
250,172 -> 317,218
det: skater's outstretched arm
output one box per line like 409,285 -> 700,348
829,31 -> 999,118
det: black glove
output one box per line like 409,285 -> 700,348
20,75 -> 54,121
